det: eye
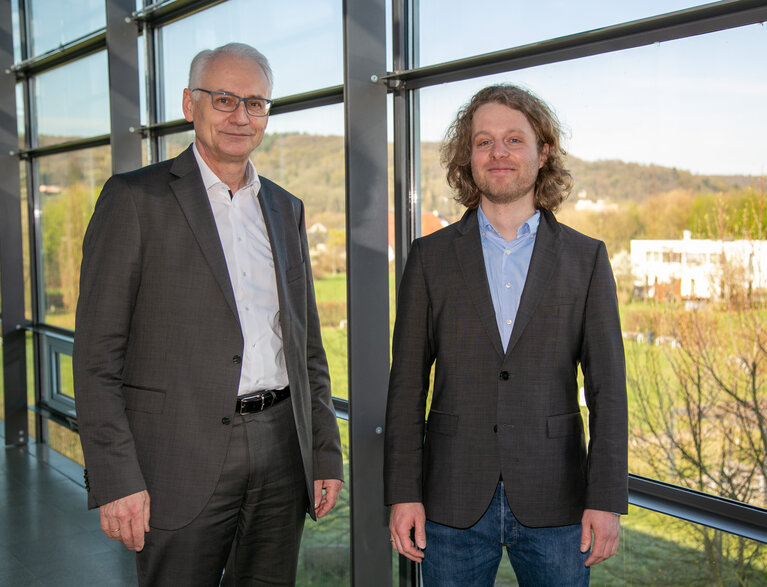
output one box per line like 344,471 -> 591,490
246,99 -> 265,112
475,139 -> 492,149
216,95 -> 236,107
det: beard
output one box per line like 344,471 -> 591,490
472,170 -> 538,206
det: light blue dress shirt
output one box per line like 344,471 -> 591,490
477,206 -> 540,352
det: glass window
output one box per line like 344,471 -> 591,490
297,418 -> 350,585
26,0 -> 104,57
16,82 -> 24,149
38,146 -> 111,330
11,0 -> 21,64
156,0 -> 342,122
34,51 -> 110,147
415,23 -> 767,509
20,161 -> 31,323
418,0 -> 717,67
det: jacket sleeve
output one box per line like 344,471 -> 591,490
384,239 -> 434,505
299,201 -> 344,482
73,175 -> 147,509
580,241 -> 629,514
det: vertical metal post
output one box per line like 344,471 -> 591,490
343,0 -> 391,584
0,0 -> 29,446
106,0 -> 142,173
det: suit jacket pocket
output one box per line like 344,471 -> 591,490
122,384 -> 166,414
427,410 -> 459,436
546,411 -> 582,438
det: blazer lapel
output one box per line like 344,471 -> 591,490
506,208 -> 561,355
169,146 -> 239,321
257,180 -> 292,351
454,209 -> 505,358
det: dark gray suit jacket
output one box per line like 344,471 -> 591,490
73,146 -> 343,530
384,208 -> 627,529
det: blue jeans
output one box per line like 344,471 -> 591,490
422,483 -> 589,587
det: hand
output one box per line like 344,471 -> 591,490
100,490 -> 150,551
581,508 -> 620,566
314,479 -> 343,518
389,502 -> 426,562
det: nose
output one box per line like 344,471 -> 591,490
230,100 -> 249,123
491,142 -> 509,159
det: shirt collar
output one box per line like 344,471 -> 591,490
192,142 -> 260,194
477,205 -> 540,240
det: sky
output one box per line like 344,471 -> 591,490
12,0 -> 767,177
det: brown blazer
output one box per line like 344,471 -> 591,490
73,146 -> 342,530
384,208 -> 628,528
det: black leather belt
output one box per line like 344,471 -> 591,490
236,387 -> 290,414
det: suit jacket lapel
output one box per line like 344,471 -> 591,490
169,146 -> 239,321
506,208 -> 561,355
454,209 -> 505,358
257,180 -> 293,351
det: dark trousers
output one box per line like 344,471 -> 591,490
136,398 -> 308,586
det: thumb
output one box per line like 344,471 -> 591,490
580,523 -> 591,553
414,521 -> 427,550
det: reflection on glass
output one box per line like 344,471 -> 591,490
39,146 -> 111,330
27,0 -> 104,57
418,0 -> 714,67
20,161 -> 31,322
35,51 -> 110,147
416,25 -> 767,509
11,0 -> 21,63
16,82 -> 24,149
297,418 -> 350,585
156,0 -> 342,122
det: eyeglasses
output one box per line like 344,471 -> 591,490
192,88 -> 272,117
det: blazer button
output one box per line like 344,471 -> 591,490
493,425 -> 498,433
499,371 -> 510,380
232,355 -> 242,364
221,417 -> 231,425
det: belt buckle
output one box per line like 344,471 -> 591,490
261,390 -> 277,411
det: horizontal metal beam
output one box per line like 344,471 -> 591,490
133,0 -> 227,26
8,30 -> 106,78
380,0 -> 767,90
629,475 -> 767,544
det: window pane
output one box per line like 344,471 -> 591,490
35,51 -> 110,147
20,160 -> 31,322
11,0 -> 21,65
156,0 -> 342,122
415,23 -> 767,509
298,418 -> 349,584
418,0 -> 716,67
39,146 -> 111,330
16,82 -> 24,149
26,0 -> 104,57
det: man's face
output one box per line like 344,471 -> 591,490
182,55 -> 270,169
470,102 -> 549,207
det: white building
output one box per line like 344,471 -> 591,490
631,231 -> 767,301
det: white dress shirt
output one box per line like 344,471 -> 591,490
193,144 -> 289,395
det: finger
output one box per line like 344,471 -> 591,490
393,525 -> 423,562
314,482 -> 324,513
413,518 -> 427,550
580,522 -> 592,553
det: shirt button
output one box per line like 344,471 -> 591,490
506,319 -> 512,325
505,282 -> 511,289
504,250 -> 511,255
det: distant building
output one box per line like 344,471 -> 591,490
631,231 -> 767,302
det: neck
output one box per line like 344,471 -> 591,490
480,196 -> 536,241
196,141 -> 250,193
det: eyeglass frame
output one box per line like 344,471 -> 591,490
191,88 -> 273,117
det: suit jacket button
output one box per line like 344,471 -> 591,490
493,425 -> 498,433
499,371 -> 510,380
222,417 -> 231,425
232,355 -> 242,364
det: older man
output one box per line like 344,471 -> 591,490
74,43 -> 343,585
385,84 -> 628,586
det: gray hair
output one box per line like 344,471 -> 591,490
188,42 -> 273,95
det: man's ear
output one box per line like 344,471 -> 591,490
182,88 -> 195,123
539,143 -> 550,169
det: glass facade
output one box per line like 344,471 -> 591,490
1,0 -> 765,584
